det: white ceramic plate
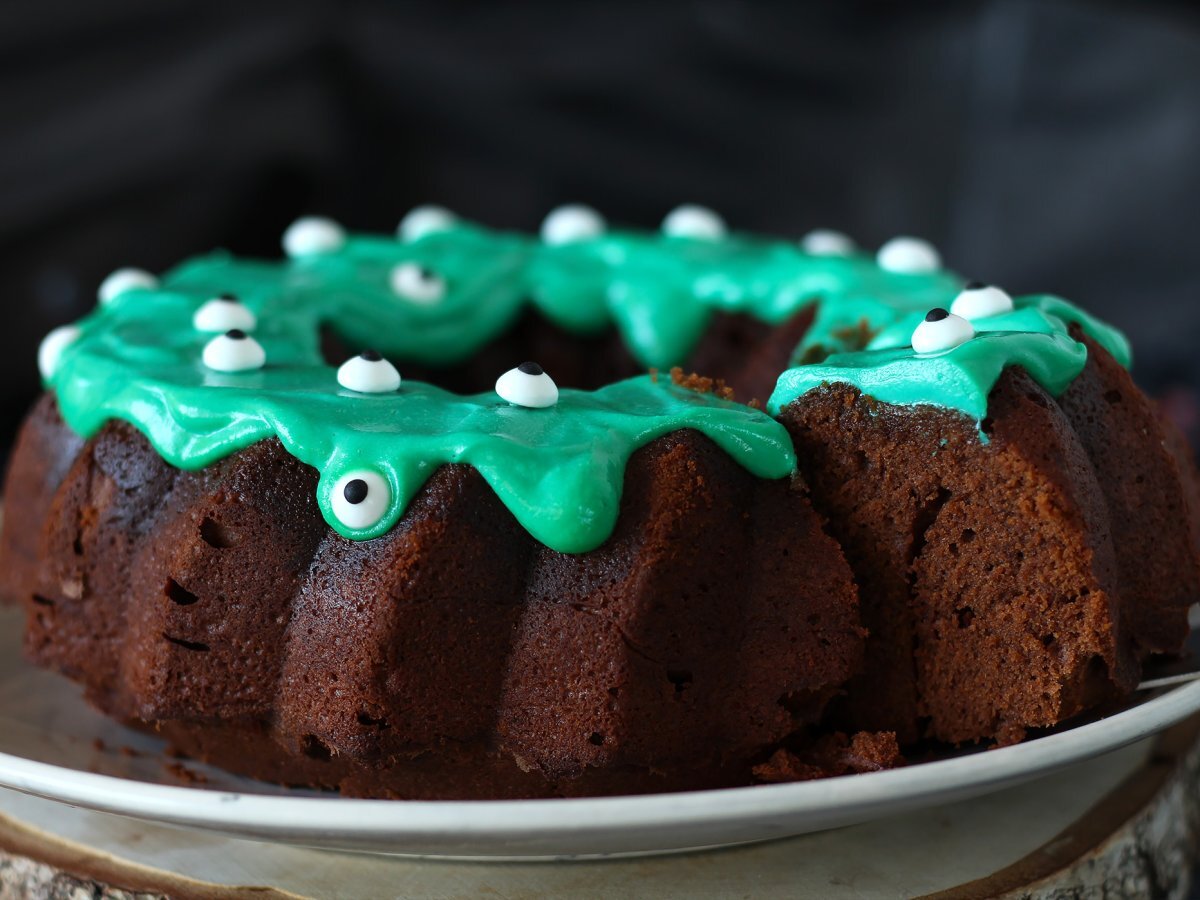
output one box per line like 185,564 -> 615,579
1,605 -> 1198,859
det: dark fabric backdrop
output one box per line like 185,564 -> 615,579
2,0 -> 1198,453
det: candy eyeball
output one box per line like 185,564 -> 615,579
877,236 -> 942,274
390,263 -> 446,305
540,204 -> 606,245
397,205 -> 457,242
282,216 -> 346,258
98,268 -> 158,305
38,325 -> 81,379
801,229 -> 856,257
911,308 -> 975,354
337,349 -> 402,393
202,329 -> 266,372
950,281 -> 1015,320
495,361 -> 559,408
331,469 -> 391,531
193,293 -> 257,332
661,204 -> 727,241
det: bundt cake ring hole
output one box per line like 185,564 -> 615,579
317,305 -> 814,401
317,316 -> 647,396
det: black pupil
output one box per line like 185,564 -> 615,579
518,361 -> 544,376
226,329 -> 247,340
964,281 -> 986,291
360,349 -> 382,362
925,308 -> 950,323
343,479 -> 369,505
218,293 -> 239,303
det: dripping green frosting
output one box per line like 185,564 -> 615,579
43,216 -> 1133,549
767,305 -> 1092,425
47,269 -> 796,552
58,217 -> 950,553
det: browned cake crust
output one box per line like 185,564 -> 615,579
0,394 -> 84,604
1158,406 -> 1200,559
1056,329 -> 1200,654
0,399 -> 863,798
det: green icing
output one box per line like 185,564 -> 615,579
153,221 -> 963,373
790,274 -> 962,363
415,222 -> 960,369
167,229 -> 533,368
770,291 -> 1132,432
865,294 -> 1133,367
48,274 -> 795,552
1027,295 -> 1132,367
43,216 -> 1134,548
156,224 -> 960,373
767,310 -> 1089,425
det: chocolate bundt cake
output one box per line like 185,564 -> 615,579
2,205 -> 1197,798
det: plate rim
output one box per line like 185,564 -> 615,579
1,678 -> 1199,841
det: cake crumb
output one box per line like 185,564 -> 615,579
753,731 -> 903,783
165,761 -> 209,785
840,731 -> 904,772
992,721 -> 1027,748
832,318 -> 876,349
752,749 -> 826,782
669,367 -> 735,401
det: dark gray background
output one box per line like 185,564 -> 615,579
2,0 -> 1198,452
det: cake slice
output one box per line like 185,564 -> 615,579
771,297 -> 1198,744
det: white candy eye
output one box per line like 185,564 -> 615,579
193,294 -> 257,332
397,205 -> 458,242
337,350 -> 401,393
38,325 -> 81,379
877,236 -> 942,274
801,229 -> 856,257
540,204 -> 606,245
390,263 -> 446,304
282,216 -> 346,258
98,268 -> 158,305
202,329 -> 266,372
661,204 -> 727,241
496,361 -> 559,408
331,470 -> 391,531
949,281 -> 1014,320
911,308 -> 975,354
